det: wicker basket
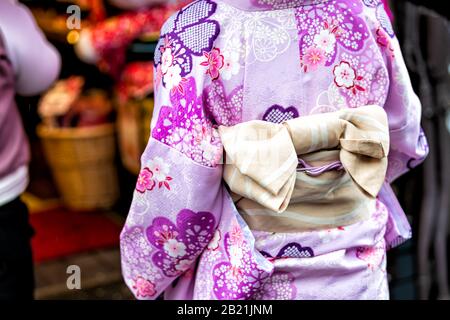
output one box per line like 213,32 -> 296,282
116,97 -> 154,174
37,124 -> 119,210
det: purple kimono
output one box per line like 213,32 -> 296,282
120,0 -> 428,300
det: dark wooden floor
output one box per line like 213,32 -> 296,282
34,247 -> 134,300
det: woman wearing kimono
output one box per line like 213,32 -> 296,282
120,0 -> 428,300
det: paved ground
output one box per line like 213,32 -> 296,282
34,247 -> 134,300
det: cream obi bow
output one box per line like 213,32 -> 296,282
218,105 -> 390,232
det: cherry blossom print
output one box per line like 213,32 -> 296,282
333,61 -> 356,88
146,209 -> 216,277
154,1 -> 220,83
262,105 -> 299,123
212,231 -> 270,300
119,0 -> 422,301
220,51 -> 241,80
207,229 -> 221,250
136,168 -> 156,193
229,224 -> 245,247
133,277 -> 156,298
161,45 -> 175,74
376,27 -> 395,59
301,46 -> 326,72
200,48 -> 225,80
296,0 -> 369,67
147,157 -> 173,190
313,29 -> 337,54
356,244 -> 385,271
120,226 -> 164,290
164,64 -> 188,94
252,0 -> 328,10
334,48 -> 388,108
251,272 -> 297,300
164,238 -> 187,258
333,61 -> 365,94
152,77 -> 223,167
203,80 -> 243,126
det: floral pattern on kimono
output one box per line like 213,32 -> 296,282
121,0 -> 428,300
361,0 -> 395,37
146,210 -> 216,277
212,228 -> 270,299
203,79 -> 244,126
152,76 -> 223,167
296,0 -> 370,69
213,3 -> 298,64
154,0 -> 220,91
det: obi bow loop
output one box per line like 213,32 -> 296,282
218,105 -> 390,217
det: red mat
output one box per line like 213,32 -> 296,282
29,208 -> 123,263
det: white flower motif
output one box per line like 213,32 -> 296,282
229,245 -> 243,267
220,51 -> 240,80
313,29 -> 336,54
333,61 -> 356,88
207,230 -> 221,250
175,259 -> 192,272
163,64 -> 182,90
163,239 -> 186,258
201,140 -> 221,164
169,127 -> 192,153
161,47 -> 174,74
148,157 -> 170,182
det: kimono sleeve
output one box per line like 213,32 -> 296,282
381,32 -> 429,182
369,9 -> 429,249
119,5 -> 225,298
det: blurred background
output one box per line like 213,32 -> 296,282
9,0 -> 450,299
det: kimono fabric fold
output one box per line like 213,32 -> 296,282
219,105 -> 390,232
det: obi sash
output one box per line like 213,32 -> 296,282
218,105 -> 390,232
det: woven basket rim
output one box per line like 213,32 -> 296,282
37,123 -> 115,139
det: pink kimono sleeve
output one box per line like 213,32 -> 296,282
118,2 -> 274,298
382,37 -> 428,182
375,23 -> 429,249
119,56 -> 228,298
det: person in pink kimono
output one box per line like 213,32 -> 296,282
0,0 -> 60,299
120,0 -> 428,300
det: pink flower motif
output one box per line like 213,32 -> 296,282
200,47 -> 224,80
376,27 -> 395,59
136,168 -> 156,193
356,244 -> 385,270
229,224 -> 244,246
301,47 -> 326,72
133,277 -> 156,298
